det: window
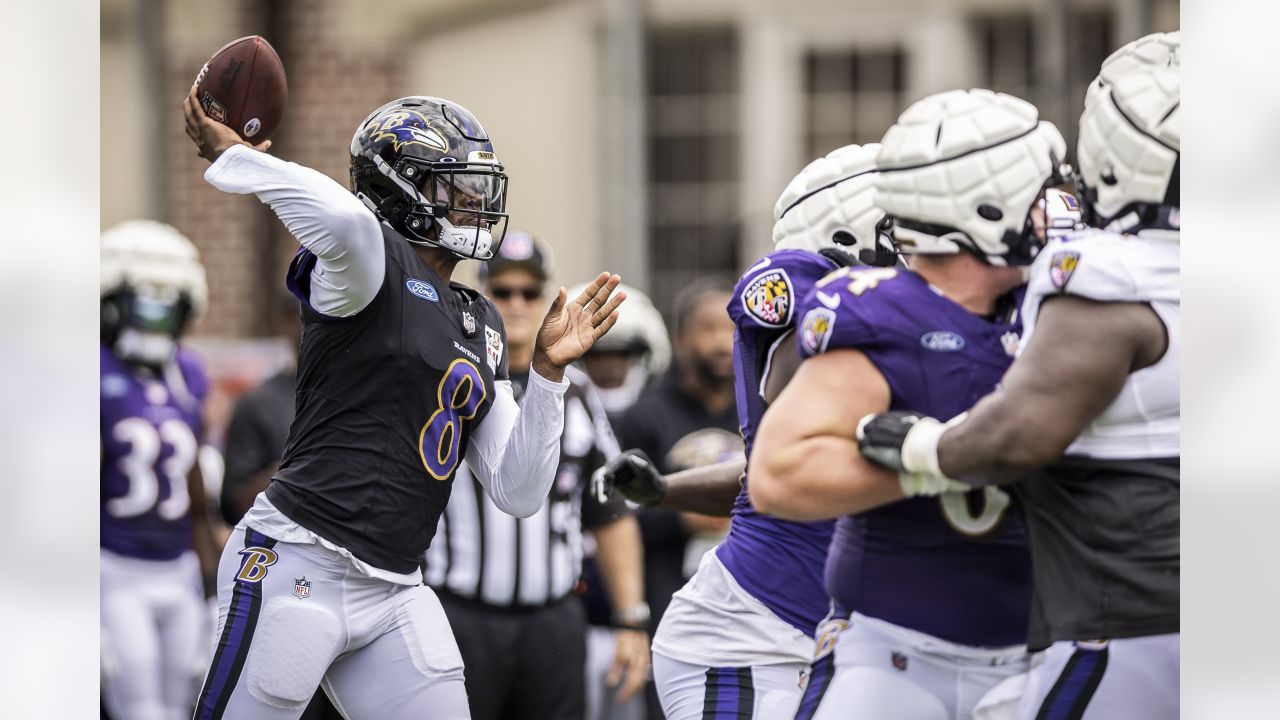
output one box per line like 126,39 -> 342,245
646,26 -> 741,316
804,46 -> 908,159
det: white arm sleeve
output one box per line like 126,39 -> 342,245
464,369 -> 569,518
203,144 -> 385,317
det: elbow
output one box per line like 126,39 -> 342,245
495,494 -> 544,519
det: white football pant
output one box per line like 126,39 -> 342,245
193,525 -> 470,720
652,652 -> 809,720
101,549 -> 208,720
1017,635 -> 1179,719
800,613 -> 1030,720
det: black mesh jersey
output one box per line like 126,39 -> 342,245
271,225 -> 510,574
1016,456 -> 1179,651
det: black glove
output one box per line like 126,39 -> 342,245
856,411 -> 931,472
592,449 -> 667,507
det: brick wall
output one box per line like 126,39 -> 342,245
164,0 -> 402,338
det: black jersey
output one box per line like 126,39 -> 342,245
270,225 -> 509,574
1017,456 -> 1179,651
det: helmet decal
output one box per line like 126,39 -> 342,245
368,110 -> 449,153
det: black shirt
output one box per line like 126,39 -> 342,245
1017,456 -> 1179,650
268,226 -> 509,574
614,369 -> 739,630
220,368 -> 296,526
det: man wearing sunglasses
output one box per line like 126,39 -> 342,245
423,231 -> 651,720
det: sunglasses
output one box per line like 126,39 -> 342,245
489,285 -> 543,302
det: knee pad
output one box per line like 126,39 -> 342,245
397,586 -> 465,678
245,598 -> 343,709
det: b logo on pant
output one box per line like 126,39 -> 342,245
236,546 -> 279,583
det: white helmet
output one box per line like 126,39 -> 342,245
772,143 -> 890,264
570,281 -> 671,414
1076,67 -> 1180,232
101,220 -> 208,364
874,89 -> 1068,266
1085,31 -> 1180,109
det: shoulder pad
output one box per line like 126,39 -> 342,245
732,250 -> 836,330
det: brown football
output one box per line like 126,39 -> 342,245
193,35 -> 287,142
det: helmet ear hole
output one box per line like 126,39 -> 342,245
1101,168 -> 1119,186
977,204 -> 1003,221
832,230 -> 857,246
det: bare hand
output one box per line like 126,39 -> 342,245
606,628 -> 650,703
182,85 -> 272,162
532,272 -> 626,380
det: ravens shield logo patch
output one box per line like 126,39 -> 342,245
1049,250 -> 1080,290
741,269 -> 794,328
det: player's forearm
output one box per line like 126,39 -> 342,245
591,515 -> 646,612
467,371 -> 569,517
937,394 -> 1071,485
204,144 -> 384,315
748,436 -> 903,520
655,457 -> 745,516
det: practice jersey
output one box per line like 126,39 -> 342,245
717,249 -> 845,636
100,345 -> 209,560
270,225 -> 509,575
1016,229 -> 1180,649
796,266 -> 1031,647
1022,229 -> 1180,459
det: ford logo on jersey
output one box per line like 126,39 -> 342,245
406,279 -> 440,302
920,331 -> 966,352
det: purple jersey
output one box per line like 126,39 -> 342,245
796,266 -> 1031,647
716,249 -> 843,636
100,344 -> 209,560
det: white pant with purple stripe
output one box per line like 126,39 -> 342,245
1016,635 -> 1179,719
193,524 -> 471,720
799,613 -> 1031,720
652,653 -> 809,719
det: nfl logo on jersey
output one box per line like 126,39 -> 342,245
293,576 -> 311,599
462,310 -> 477,335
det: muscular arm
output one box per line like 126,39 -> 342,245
187,463 -> 222,596
938,296 -> 1168,484
748,349 -> 904,520
653,457 -> 745,516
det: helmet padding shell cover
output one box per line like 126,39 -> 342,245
874,89 -> 1067,266
772,143 -> 884,260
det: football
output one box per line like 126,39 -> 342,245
193,35 -> 287,143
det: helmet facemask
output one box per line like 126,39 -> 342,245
102,285 -> 193,367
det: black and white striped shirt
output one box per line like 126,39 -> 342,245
424,365 -> 627,607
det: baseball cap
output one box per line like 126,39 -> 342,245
481,230 -> 553,284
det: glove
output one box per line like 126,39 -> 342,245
591,449 -> 667,507
857,411 -> 972,497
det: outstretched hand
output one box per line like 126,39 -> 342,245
532,272 -> 626,381
182,86 -> 271,163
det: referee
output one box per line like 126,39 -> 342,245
424,232 -> 651,720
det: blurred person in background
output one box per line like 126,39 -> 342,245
571,282 -> 668,720
184,90 -> 624,719
100,220 -> 221,720
612,278 -> 739,720
423,231 -> 650,720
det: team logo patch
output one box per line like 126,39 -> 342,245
235,547 -> 278,583
293,576 -> 311,599
406,278 -> 440,302
462,310 -> 477,336
484,325 -> 503,373
1058,193 -> 1080,211
243,117 -> 261,137
920,331 -> 966,352
891,651 -> 909,671
813,618 -> 849,660
1049,250 -> 1080,290
800,308 -> 836,355
740,269 -> 794,328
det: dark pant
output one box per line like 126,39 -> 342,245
439,592 -> 588,720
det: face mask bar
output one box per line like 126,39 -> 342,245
392,157 -> 510,260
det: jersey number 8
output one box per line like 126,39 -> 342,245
419,358 -> 487,480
